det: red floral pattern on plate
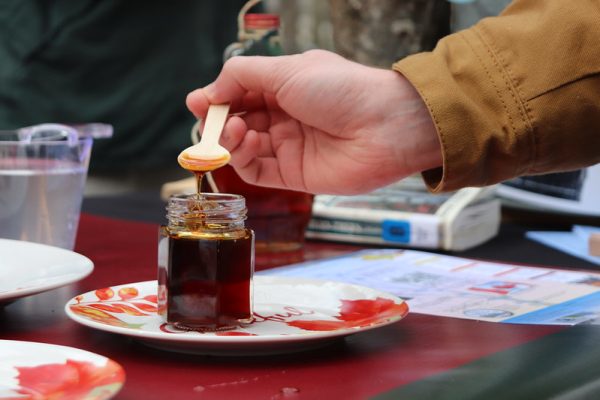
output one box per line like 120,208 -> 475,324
69,286 -> 156,329
2,359 -> 124,400
215,332 -> 258,336
288,297 -> 409,331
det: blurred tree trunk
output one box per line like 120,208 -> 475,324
329,0 -> 451,67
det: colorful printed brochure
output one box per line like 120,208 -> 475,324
263,249 -> 600,325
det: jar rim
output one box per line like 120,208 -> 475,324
169,193 -> 245,204
166,193 -> 247,228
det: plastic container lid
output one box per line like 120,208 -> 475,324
244,13 -> 280,29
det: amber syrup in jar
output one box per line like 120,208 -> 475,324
158,193 -> 254,331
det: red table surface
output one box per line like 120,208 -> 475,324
1,213 -> 562,400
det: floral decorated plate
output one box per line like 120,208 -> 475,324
65,276 -> 408,356
0,239 -> 93,304
0,340 -> 124,400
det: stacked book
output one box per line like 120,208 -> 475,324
306,181 -> 500,251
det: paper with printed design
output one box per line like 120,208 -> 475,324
263,249 -> 600,325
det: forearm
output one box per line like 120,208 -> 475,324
394,0 -> 600,192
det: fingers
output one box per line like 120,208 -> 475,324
186,88 -> 210,119
227,129 -> 261,169
220,111 -> 275,157
241,110 -> 270,132
219,116 -> 247,153
225,127 -> 292,190
235,157 -> 286,190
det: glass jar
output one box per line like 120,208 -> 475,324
158,193 -> 254,331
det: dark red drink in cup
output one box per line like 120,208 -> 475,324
210,165 -> 313,253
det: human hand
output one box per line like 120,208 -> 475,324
186,50 -> 441,195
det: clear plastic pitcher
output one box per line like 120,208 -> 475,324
0,123 -> 112,250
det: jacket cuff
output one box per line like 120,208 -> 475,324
393,27 -> 533,192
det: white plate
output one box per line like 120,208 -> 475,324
65,276 -> 408,356
0,239 -> 93,303
0,340 -> 125,399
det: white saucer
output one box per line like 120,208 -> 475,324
65,276 -> 408,356
0,340 -> 124,399
0,239 -> 93,303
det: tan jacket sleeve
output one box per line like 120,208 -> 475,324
394,0 -> 600,192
